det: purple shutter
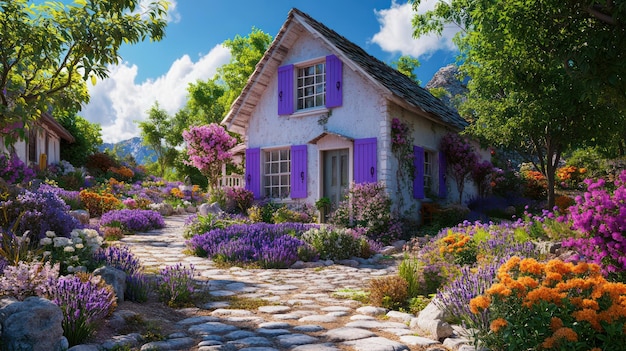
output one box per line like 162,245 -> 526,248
290,145 -> 307,198
278,64 -> 294,115
413,146 -> 425,199
325,55 -> 343,108
438,151 -> 447,198
354,138 -> 377,183
245,148 -> 261,199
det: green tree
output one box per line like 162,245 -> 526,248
59,115 -> 103,167
412,0 -> 624,208
138,102 -> 177,178
0,0 -> 168,146
391,55 -> 421,84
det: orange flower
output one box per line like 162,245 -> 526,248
519,258 -> 543,276
572,308 -> 601,330
486,283 -> 512,297
549,317 -> 563,332
469,295 -> 491,314
517,276 -> 539,289
546,259 -> 574,276
553,327 -> 578,342
581,299 -> 600,310
489,318 -> 508,333
524,287 -> 564,307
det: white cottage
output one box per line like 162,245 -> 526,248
0,112 -> 75,168
222,8 -> 476,217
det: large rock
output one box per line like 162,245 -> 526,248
93,266 -> 126,302
69,210 -> 90,225
0,297 -> 67,351
410,300 -> 454,339
199,202 -> 223,216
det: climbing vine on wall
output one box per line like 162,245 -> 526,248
391,118 -> 415,210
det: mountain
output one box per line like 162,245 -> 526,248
425,64 -> 468,110
99,137 -> 157,165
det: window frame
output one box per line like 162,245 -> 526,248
263,147 -> 291,199
424,149 -> 434,194
296,59 -> 326,111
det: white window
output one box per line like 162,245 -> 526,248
297,62 -> 325,110
264,148 -> 291,198
424,150 -> 434,193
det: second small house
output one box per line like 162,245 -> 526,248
222,8 -> 474,218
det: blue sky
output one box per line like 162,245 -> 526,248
81,0 -> 460,142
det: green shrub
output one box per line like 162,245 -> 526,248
301,227 -> 363,260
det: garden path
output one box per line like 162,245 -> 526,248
90,215 -> 460,351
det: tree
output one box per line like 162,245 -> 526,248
411,0 -> 624,208
59,115 -> 103,167
183,124 -> 237,191
391,55 -> 421,84
138,102 -> 177,178
0,0 -> 168,146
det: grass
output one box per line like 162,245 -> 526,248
332,288 -> 369,304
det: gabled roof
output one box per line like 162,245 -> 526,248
222,8 -> 468,135
41,112 -> 75,143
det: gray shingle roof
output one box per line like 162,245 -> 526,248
291,8 -> 468,130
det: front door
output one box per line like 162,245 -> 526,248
323,149 -> 349,212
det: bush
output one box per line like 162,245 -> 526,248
224,187 -> 254,214
39,229 -> 104,274
79,190 -> 122,217
0,152 -> 36,184
563,170 -> 626,280
0,261 -> 59,300
301,226 -> 364,260
329,182 -> 402,244
183,212 -> 250,239
469,257 -> 626,350
1,188 -> 82,239
100,209 -> 165,234
369,276 -> 409,310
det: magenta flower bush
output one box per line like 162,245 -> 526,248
440,133 -> 479,203
183,124 -> 237,190
563,170 -> 626,279
0,152 -> 36,184
0,261 -> 59,300
330,182 -> 403,244
99,209 -> 165,233
224,186 -> 254,214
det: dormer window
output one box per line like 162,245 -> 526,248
297,62 -> 325,110
277,55 -> 343,115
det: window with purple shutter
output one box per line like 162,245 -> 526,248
413,146 -> 425,199
278,64 -> 294,115
325,55 -> 342,108
290,145 -> 307,198
354,138 -> 377,183
438,151 -> 447,198
245,148 -> 261,198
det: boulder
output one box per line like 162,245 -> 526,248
69,210 -> 90,225
0,297 -> 66,351
410,300 -> 454,339
199,202 -> 223,216
93,266 -> 126,302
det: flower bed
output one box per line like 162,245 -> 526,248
100,209 -> 165,233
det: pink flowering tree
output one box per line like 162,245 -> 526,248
183,124 -> 237,191
440,133 -> 479,204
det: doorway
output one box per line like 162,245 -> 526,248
323,149 -> 349,212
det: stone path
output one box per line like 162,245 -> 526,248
74,215 -> 472,351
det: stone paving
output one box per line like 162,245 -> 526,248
73,215 -> 473,351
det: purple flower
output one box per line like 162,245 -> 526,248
100,209 -> 165,233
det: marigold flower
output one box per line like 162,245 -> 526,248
486,283 -> 512,297
550,317 -> 563,332
571,261 -> 590,275
546,259 -> 574,276
519,258 -> 543,275
517,276 -> 539,289
489,318 -> 508,333
572,308 -> 601,330
553,327 -> 578,342
469,295 -> 491,314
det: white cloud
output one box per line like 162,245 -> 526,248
82,44 -> 231,143
371,1 -> 458,58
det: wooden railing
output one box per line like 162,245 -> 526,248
219,175 -> 245,188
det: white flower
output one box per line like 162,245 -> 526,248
71,236 -> 83,244
53,237 -> 71,247
63,246 -> 75,253
75,243 -> 84,249
39,238 -> 53,246
45,231 -> 56,238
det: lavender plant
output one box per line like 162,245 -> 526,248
157,263 -> 196,307
186,222 -> 318,268
49,274 -> 117,346
99,209 -> 165,234
93,245 -> 148,302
